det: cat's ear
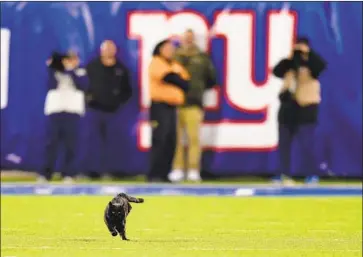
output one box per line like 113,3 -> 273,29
108,202 -> 113,208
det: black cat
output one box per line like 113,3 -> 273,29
104,193 -> 144,240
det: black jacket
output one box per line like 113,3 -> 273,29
273,51 -> 327,79
277,90 -> 298,128
273,61 -> 298,127
86,58 -> 132,112
162,72 -> 189,92
273,51 -> 326,127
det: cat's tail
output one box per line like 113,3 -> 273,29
135,198 -> 144,203
118,193 -> 144,203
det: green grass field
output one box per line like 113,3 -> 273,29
1,196 -> 362,257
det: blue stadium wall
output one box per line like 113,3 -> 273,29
0,2 -> 362,177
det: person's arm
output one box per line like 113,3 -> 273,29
204,54 -> 217,89
85,59 -> 96,86
172,61 -> 190,81
162,72 -> 189,92
294,44 -> 327,78
47,69 -> 58,90
167,61 -> 190,92
273,59 -> 293,78
65,68 -> 89,91
149,57 -> 185,106
118,67 -> 132,103
307,50 -> 327,78
278,70 -> 295,102
85,60 -> 96,101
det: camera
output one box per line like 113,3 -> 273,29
47,52 -> 68,71
291,49 -> 308,70
48,52 -> 79,71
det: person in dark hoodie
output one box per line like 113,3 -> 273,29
272,37 -> 327,185
39,52 -> 89,183
147,39 -> 190,182
85,40 -> 132,178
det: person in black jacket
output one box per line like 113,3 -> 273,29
272,37 -> 327,185
85,40 -> 132,178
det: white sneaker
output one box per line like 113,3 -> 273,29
186,170 -> 201,182
37,176 -> 48,184
168,169 -> 184,183
63,176 -> 75,184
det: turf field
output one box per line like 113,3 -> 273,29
1,196 -> 362,257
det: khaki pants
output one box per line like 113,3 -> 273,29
173,106 -> 203,170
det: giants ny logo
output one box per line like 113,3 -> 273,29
127,10 -> 297,151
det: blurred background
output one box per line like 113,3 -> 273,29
1,1 -> 362,182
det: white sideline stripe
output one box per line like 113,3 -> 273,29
1,182 -> 362,189
2,246 -> 360,252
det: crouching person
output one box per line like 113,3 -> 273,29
147,39 -> 190,182
38,52 -> 88,183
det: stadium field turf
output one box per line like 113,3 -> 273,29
1,196 -> 362,257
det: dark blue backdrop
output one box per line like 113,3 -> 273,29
1,2 -> 362,177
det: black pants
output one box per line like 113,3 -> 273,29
148,102 -> 177,181
41,112 -> 80,180
278,104 -> 320,177
84,107 -> 118,178
278,124 -> 296,177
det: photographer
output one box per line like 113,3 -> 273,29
39,52 -> 89,183
273,37 -> 326,185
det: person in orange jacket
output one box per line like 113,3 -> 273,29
147,39 -> 190,182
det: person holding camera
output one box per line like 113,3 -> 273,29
272,37 -> 326,185
39,52 -> 89,183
